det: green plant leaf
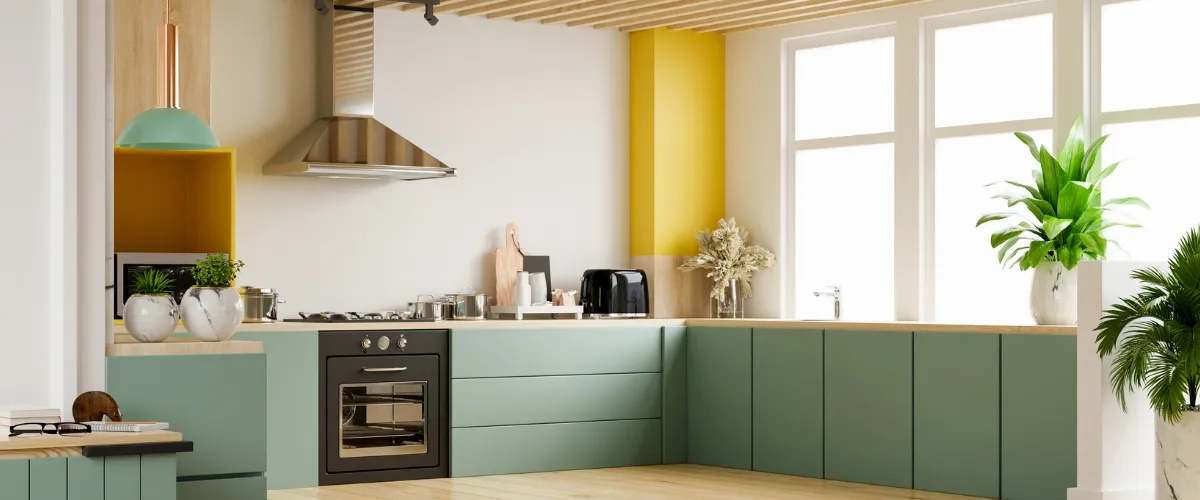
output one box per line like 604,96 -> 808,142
977,212 -> 1017,227
1038,146 -> 1063,205
1092,161 -> 1121,184
1104,197 -> 1151,210
997,237 -> 1021,264
990,227 -> 1026,249
1043,217 -> 1073,240
1024,240 -> 1052,270
1081,134 -> 1110,181
1014,131 -> 1041,160
1059,117 -> 1087,181
1061,246 -> 1083,270
1057,181 -> 1095,221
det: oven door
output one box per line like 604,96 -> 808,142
325,354 -> 440,473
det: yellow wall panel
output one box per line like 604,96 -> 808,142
630,30 -> 657,257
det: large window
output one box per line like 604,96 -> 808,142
790,31 -> 895,321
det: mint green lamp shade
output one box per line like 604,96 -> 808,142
116,107 -> 219,150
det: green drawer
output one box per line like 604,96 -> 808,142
451,419 -> 662,477
106,354 -> 267,478
451,327 -> 661,378
1001,334 -> 1076,500
177,476 -> 266,500
452,373 -> 662,427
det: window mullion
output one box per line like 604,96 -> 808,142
895,14 -> 923,321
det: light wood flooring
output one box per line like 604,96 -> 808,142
269,465 -> 985,500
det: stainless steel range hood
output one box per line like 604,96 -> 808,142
265,4 -> 454,180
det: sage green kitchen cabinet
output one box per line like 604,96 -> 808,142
66,457 -> 104,500
452,373 -> 661,427
236,330 -> 320,490
106,353 -> 266,497
752,328 -> 823,478
0,459 -> 30,499
451,419 -> 662,477
824,330 -> 913,489
451,327 -> 661,378
1001,334 -> 1076,500
687,327 -> 752,470
0,455 -> 176,500
177,476 -> 267,500
662,326 -> 688,464
913,331 -> 1000,498
29,457 -> 66,500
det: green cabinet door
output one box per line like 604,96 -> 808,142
825,330 -> 913,489
103,456 -> 140,500
66,457 -> 104,500
914,332 -> 1000,498
662,326 -> 688,464
0,460 -> 29,500
107,354 -> 267,479
1001,334 -> 1076,500
687,327 -> 752,470
752,328 -> 823,478
29,458 -> 66,500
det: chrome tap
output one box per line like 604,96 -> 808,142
813,286 -> 842,320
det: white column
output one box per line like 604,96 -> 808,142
1069,261 -> 1156,500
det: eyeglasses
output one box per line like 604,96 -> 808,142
7,422 -> 92,438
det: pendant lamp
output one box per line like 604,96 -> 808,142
116,0 -> 218,150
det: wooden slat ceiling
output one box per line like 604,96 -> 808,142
334,0 -> 928,34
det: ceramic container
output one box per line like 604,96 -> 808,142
529,272 -> 548,305
1030,261 -> 1077,325
513,272 -> 532,307
1157,412 -> 1200,499
122,295 -> 178,343
180,286 -> 244,342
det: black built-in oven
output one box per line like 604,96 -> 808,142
318,329 -> 449,485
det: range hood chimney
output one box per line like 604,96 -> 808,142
265,2 -> 454,180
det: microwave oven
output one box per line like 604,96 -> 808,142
114,252 -> 207,319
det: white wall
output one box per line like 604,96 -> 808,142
212,2 -> 629,314
0,3 -> 52,408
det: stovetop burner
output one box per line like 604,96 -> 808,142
285,311 -> 436,323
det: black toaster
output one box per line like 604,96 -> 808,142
580,269 -> 650,318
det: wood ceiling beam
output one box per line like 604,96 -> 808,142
437,0 -> 516,14
459,0 -> 543,17
602,0 -> 771,31
705,0 -> 925,32
401,0 -> 470,11
486,0 -> 596,20
514,0 -> 640,22
665,0 -> 874,31
566,0 -> 732,28
539,0 -> 677,24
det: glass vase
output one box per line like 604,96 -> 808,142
711,280 -> 745,319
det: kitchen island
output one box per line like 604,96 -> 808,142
0,430 -> 191,499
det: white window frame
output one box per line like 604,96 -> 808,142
781,0 -> 1084,321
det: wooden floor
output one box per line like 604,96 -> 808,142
269,465 -> 984,500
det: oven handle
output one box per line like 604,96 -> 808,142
361,367 -> 408,373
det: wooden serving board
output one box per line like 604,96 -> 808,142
494,223 -> 525,307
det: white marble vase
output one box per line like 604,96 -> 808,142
180,286 -> 243,342
1030,261 -> 1078,325
123,295 -> 178,343
1158,412 -> 1200,500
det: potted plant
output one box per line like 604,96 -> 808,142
123,269 -> 178,343
180,253 -> 245,342
1096,226 -> 1200,499
977,117 -> 1145,325
680,218 -> 775,318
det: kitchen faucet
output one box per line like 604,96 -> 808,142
813,286 -> 842,321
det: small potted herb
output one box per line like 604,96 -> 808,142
180,253 -> 245,342
123,269 -> 178,343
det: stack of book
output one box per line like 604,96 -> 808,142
0,407 -> 61,434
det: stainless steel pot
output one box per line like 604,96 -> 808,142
444,288 -> 488,320
242,287 -> 282,323
409,294 -> 452,321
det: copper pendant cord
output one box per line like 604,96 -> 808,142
156,0 -> 179,108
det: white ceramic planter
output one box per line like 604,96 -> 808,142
122,295 -> 178,343
1157,411 -> 1200,500
1030,261 -> 1078,325
180,287 -> 243,342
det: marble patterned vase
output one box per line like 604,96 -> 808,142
1030,261 -> 1078,325
180,286 -> 243,342
1158,412 -> 1200,500
122,295 -> 178,343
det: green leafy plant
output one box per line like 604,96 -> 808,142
679,218 -> 775,299
976,117 -> 1146,271
130,269 -> 174,295
190,253 -> 245,288
1096,226 -> 1200,423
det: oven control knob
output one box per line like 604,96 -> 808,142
378,336 -> 390,351
397,335 -> 408,350
361,338 -> 371,349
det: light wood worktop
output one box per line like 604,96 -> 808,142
114,318 -> 1074,335
107,336 -> 263,357
0,430 -> 182,460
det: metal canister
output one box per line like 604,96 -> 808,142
242,287 -> 281,323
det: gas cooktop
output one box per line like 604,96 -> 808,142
284,311 -> 436,323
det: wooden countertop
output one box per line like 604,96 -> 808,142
107,336 -> 263,357
0,430 -> 182,460
113,318 -> 1074,335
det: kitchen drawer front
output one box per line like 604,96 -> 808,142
452,373 -> 662,427
451,419 -> 662,477
106,354 -> 267,478
177,476 -> 266,500
451,327 -> 661,378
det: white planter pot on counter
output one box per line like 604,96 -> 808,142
1030,261 -> 1077,325
1158,411 -> 1200,499
123,295 -> 178,343
180,287 -> 243,342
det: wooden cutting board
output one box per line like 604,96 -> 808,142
494,223 -> 525,306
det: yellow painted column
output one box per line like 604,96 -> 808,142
630,28 -> 725,318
